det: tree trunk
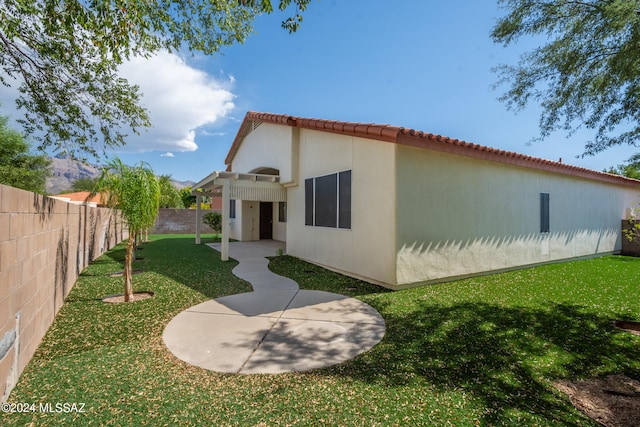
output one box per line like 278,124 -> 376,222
124,234 -> 135,302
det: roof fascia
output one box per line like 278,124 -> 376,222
224,111 -> 640,189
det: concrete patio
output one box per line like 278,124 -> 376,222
162,241 -> 386,374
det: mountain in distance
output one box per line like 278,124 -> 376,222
46,154 -> 195,194
46,154 -> 100,194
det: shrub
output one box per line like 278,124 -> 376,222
203,211 -> 222,233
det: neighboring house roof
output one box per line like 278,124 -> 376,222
226,111 -> 640,188
51,191 -> 104,206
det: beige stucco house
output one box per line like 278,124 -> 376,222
194,111 -> 640,290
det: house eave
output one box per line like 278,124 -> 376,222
223,111 -> 640,189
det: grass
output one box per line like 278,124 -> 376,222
2,234 -> 640,426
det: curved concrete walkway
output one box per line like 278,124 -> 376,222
162,241 -> 386,374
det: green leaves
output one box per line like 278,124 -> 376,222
202,211 -> 222,233
0,113 -> 51,193
0,1 -> 313,158
157,175 -> 183,209
492,0 -> 640,154
96,157 -> 160,235
5,236 -> 640,426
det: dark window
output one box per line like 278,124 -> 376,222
540,193 -> 550,233
304,170 -> 352,229
230,199 -> 236,219
305,178 -> 314,226
338,170 -> 351,229
314,173 -> 338,227
279,202 -> 287,223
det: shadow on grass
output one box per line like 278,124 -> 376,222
32,235 -> 252,361
81,235 -> 250,299
128,235 -> 251,299
327,300 -> 640,425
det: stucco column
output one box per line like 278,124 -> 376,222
195,193 -> 202,244
221,179 -> 230,261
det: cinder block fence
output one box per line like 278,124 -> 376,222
151,208 -> 219,234
0,185 -> 127,402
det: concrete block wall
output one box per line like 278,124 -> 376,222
152,208 -> 220,234
0,184 -> 127,402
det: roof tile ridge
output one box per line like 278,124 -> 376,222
234,112 -> 640,187
399,126 -> 640,186
246,111 -> 298,126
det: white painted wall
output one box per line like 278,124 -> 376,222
229,123 -> 293,242
232,124 -> 296,184
394,145 -> 639,287
285,130 -> 397,286
228,201 -> 241,241
229,120 -> 638,289
273,202 -> 286,242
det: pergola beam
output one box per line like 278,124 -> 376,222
195,193 -> 202,244
220,179 -> 230,261
192,171 -> 285,262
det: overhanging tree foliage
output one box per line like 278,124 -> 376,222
605,153 -> 640,179
492,0 -> 640,155
96,158 -> 160,302
0,113 -> 51,193
0,0 -> 311,158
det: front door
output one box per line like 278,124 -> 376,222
259,202 -> 273,240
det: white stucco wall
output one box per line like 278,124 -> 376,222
273,202 -> 286,242
395,145 -> 639,287
229,123 -> 292,242
232,123 -> 296,184
228,201 -> 242,241
231,123 -> 397,286
285,129 -> 397,286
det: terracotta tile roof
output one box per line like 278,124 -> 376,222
52,191 -> 104,205
225,111 -> 640,188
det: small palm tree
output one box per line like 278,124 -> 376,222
96,158 -> 160,302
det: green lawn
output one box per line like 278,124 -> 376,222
2,234 -> 639,426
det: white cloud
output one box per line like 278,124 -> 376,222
160,152 -> 175,157
117,51 -> 235,153
200,130 -> 227,137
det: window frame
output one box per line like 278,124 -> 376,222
229,199 -> 236,219
304,170 -> 352,230
540,192 -> 550,233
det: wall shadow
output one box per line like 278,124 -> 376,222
398,227 -> 621,284
54,228 -> 69,312
32,192 -> 56,222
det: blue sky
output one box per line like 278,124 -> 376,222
3,1 -> 638,182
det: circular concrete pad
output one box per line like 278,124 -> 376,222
163,290 -> 386,374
